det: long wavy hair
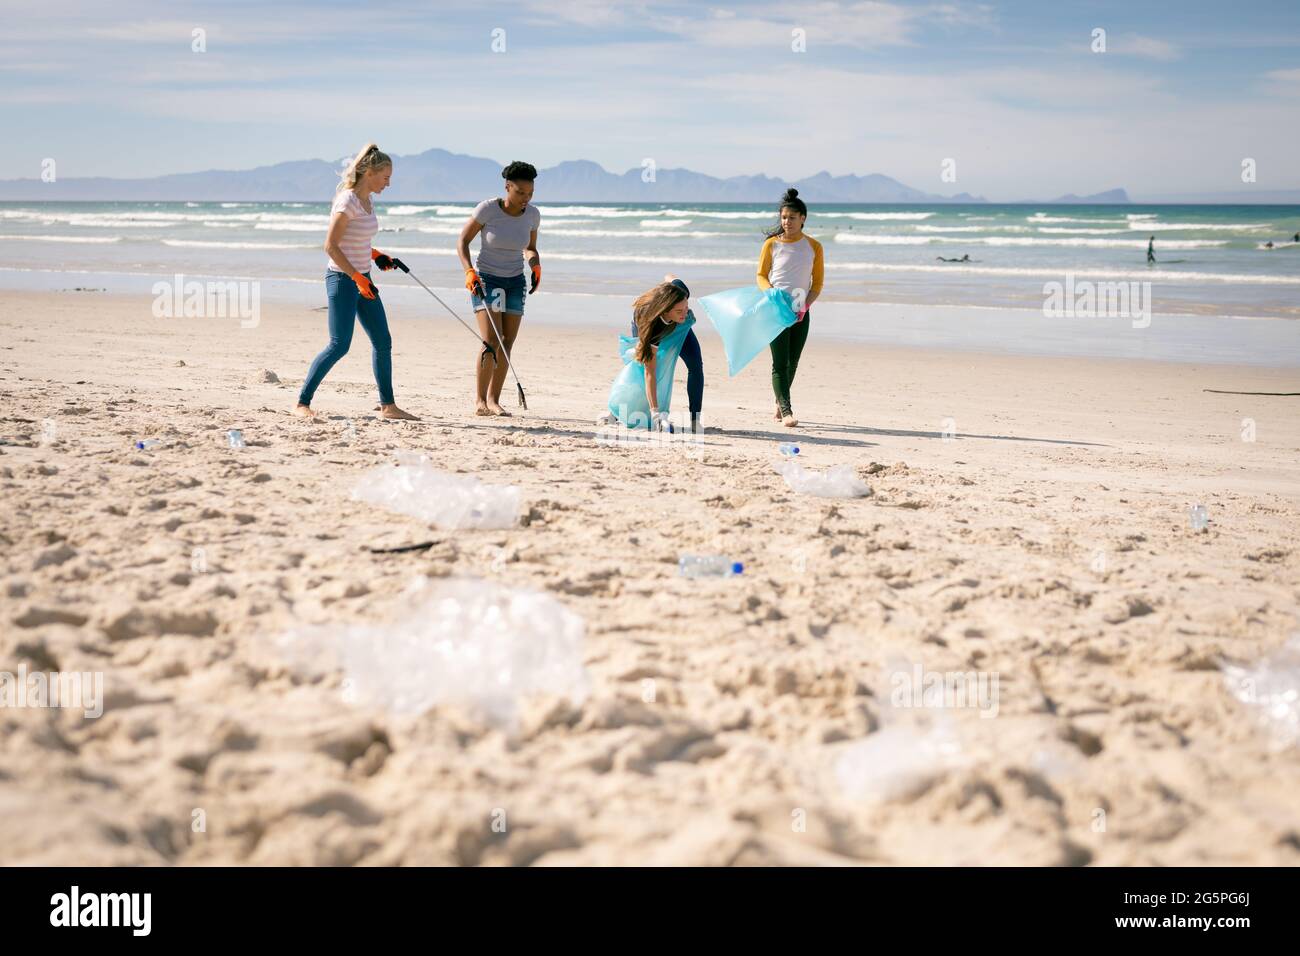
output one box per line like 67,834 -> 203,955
337,142 -> 392,193
631,282 -> 687,363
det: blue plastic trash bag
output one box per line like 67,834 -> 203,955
607,313 -> 696,429
698,286 -> 798,376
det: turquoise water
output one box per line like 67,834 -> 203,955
3,200 -> 1299,318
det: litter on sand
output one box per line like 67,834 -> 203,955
775,458 -> 872,498
352,451 -> 521,529
1223,634 -> 1300,749
834,721 -> 965,802
278,578 -> 589,729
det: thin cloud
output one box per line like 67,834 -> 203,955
1265,66 -> 1300,89
1114,33 -> 1181,61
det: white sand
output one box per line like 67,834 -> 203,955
1,288 -> 1298,865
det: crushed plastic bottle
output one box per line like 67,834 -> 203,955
778,443 -> 800,456
834,720 -> 965,802
277,578 -> 589,730
227,429 -> 244,449
134,439 -> 162,450
1189,504 -> 1208,532
352,451 -> 521,529
678,554 -> 743,578
775,459 -> 872,498
1222,634 -> 1300,749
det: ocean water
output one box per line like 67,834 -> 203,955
2,200 -> 1298,352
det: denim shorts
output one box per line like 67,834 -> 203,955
470,271 -> 527,315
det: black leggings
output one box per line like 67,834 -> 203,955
679,328 -> 703,415
770,311 -> 810,414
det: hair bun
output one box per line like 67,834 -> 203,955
785,188 -> 799,199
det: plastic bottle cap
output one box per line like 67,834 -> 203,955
731,562 -> 744,574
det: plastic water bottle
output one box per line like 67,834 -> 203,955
1189,504 -> 1208,531
779,443 -> 800,456
678,555 -> 744,578
135,439 -> 162,450
227,429 -> 245,449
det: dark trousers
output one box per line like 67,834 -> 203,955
679,328 -> 704,416
770,312 -> 810,414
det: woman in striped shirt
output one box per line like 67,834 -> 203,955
294,143 -> 418,420
756,188 -> 823,428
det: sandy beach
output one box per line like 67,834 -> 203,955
2,287 -> 1298,866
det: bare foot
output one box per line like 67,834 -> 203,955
475,402 -> 494,416
487,401 -> 510,417
774,403 -> 782,422
782,412 -> 799,427
292,404 -> 318,419
379,404 -> 420,421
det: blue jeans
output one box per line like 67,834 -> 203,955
299,270 -> 394,406
631,320 -> 703,415
471,271 -> 527,315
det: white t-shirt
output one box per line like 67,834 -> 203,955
327,190 -> 378,273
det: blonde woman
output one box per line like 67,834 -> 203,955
294,143 -> 418,420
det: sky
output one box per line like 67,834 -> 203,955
2,0 -> 1299,200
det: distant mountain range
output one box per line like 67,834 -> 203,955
1135,189 -> 1300,204
0,147 -> 1135,204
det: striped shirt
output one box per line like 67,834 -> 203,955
327,190 -> 378,273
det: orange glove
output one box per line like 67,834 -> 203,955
465,268 -> 483,295
351,272 -> 377,300
529,262 -> 541,295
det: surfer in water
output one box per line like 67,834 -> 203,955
936,254 -> 972,263
1147,236 -> 1156,265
